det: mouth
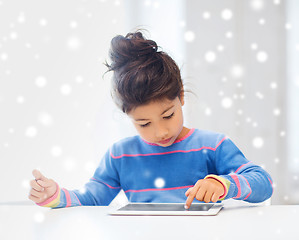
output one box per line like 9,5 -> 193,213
158,137 -> 172,145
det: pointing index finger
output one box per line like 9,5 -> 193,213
185,181 -> 201,209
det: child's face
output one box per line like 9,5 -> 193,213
128,96 -> 185,147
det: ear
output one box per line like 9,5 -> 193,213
179,90 -> 185,106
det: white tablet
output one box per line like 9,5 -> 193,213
109,203 -> 223,216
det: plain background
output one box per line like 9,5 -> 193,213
0,0 -> 298,205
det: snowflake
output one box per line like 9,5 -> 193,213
205,51 -> 216,63
184,31 -> 195,42
259,18 -> 266,25
285,23 -> 292,30
273,0 -> 280,5
67,36 -> 81,50
51,146 -> 63,157
237,82 -> 243,88
205,107 -> 212,116
251,43 -> 258,50
154,177 -> 165,188
283,195 -> 289,201
25,126 -> 38,138
250,0 -> 264,11
221,9 -> 233,20
75,75 -> 84,83
256,92 -> 264,99
60,84 -> 72,95
202,11 -> 211,19
270,82 -> 277,89
38,112 -> 53,126
79,187 -> 87,194
10,32 -> 18,40
252,137 -> 264,148
16,96 -> 25,104
144,0 -> 151,6
232,94 -> 238,100
22,179 -> 30,189
279,131 -> 286,137
231,65 -> 244,78
25,43 -> 32,48
221,77 -> 227,82
39,18 -> 48,26
256,51 -> 268,62
221,97 -> 233,109
18,12 -> 26,23
35,76 -> 47,88
114,0 -> 121,6
34,212 -> 45,223
217,45 -> 224,52
225,31 -> 233,38
273,108 -> 281,116
1,53 -> 8,61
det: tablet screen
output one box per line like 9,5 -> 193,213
118,203 -> 213,212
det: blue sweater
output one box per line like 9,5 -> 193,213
39,129 -> 273,208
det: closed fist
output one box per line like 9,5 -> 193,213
28,169 -> 57,204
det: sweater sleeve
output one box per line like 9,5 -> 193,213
214,137 -> 273,203
38,148 -> 121,208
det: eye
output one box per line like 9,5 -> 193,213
140,122 -> 150,128
163,112 -> 174,119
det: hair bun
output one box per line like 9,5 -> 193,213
108,31 -> 158,70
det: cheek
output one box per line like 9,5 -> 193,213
133,125 -> 152,140
173,112 -> 184,127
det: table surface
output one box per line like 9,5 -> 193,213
0,201 -> 298,240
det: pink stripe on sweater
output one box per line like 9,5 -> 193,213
240,175 -> 252,200
235,161 -> 252,173
268,177 -> 274,194
174,128 -> 195,143
125,185 -> 194,193
91,178 -> 121,189
231,174 -> 241,199
215,136 -> 227,149
62,189 -> 71,207
73,192 -> 82,206
111,136 -> 227,159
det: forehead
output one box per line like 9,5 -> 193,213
129,98 -> 178,118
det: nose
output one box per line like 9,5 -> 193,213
155,124 -> 168,139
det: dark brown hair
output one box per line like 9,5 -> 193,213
105,31 -> 183,113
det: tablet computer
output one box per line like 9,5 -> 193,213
109,203 -> 223,216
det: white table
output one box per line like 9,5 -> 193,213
0,202 -> 298,240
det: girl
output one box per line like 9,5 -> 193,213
29,31 -> 273,209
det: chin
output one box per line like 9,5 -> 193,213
157,140 -> 175,147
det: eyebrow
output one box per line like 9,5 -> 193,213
135,105 -> 175,121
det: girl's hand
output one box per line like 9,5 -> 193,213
184,178 -> 224,209
28,169 -> 57,204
